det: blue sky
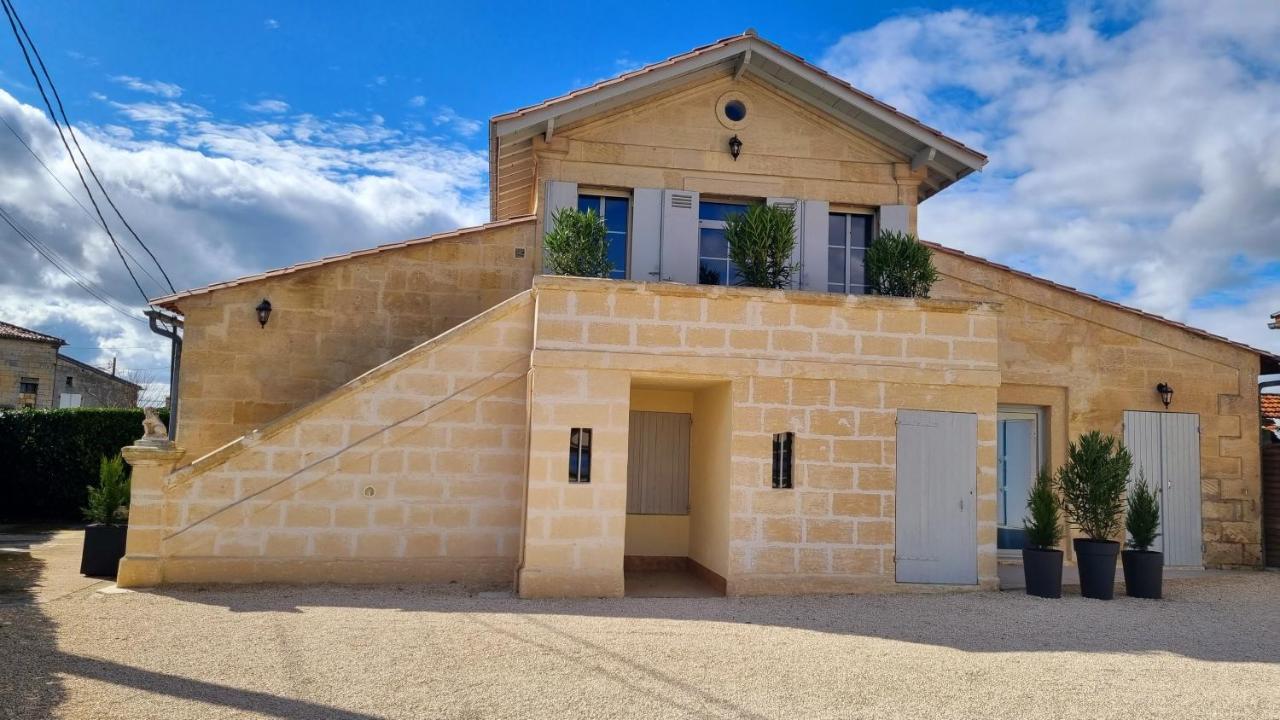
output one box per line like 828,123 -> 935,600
1,0 -> 1277,395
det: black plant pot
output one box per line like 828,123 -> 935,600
1073,538 -> 1119,600
1122,549 -> 1163,599
1021,547 -> 1063,598
80,523 -> 128,578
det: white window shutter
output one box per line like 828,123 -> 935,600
767,197 -> 801,288
630,188 -> 662,282
799,200 -> 829,292
660,189 -> 699,283
879,204 -> 909,234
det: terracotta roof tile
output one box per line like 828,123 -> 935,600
926,241 -> 1280,370
0,320 -> 64,346
1262,394 -> 1280,419
151,215 -> 536,308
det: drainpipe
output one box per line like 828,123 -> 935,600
145,309 -> 183,441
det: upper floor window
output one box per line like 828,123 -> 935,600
577,194 -> 629,279
18,377 -> 38,395
828,213 -> 874,294
698,200 -> 752,286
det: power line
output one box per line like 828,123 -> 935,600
0,114 -> 169,292
1,0 -> 155,303
3,0 -> 175,294
0,204 -> 146,324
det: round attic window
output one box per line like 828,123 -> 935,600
724,99 -> 747,122
716,90 -> 750,129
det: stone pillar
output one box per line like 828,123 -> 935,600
118,444 -> 185,587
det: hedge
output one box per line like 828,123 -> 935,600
0,407 -> 167,523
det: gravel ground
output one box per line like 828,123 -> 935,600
4,530 -> 1279,720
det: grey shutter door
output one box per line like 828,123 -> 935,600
660,189 -> 699,284
767,197 -> 801,288
879,204 -> 909,234
895,409 -> 978,584
1124,410 -> 1203,566
798,200 -> 829,292
543,181 -> 578,270
630,188 -> 662,282
626,411 -> 691,514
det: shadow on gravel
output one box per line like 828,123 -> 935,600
146,572 -> 1280,665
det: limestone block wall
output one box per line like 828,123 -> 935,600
0,337 -> 57,409
168,218 -> 535,460
132,293 -> 534,585
933,250 -> 1267,567
521,277 -> 1001,596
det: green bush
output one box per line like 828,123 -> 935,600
543,207 -> 612,278
0,407 -> 164,523
84,455 -> 130,526
865,229 -> 940,298
1057,431 -> 1133,541
725,204 -> 798,289
1023,467 -> 1063,549
1126,472 -> 1161,551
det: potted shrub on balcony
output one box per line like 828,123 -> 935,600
865,229 -> 939,298
1122,474 -> 1163,599
1057,431 -> 1131,600
544,207 -> 613,278
79,454 -> 130,577
725,204 -> 798,289
1022,467 -> 1064,598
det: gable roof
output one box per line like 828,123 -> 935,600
0,320 -> 64,346
56,353 -> 142,390
151,215 -> 536,309
488,31 -> 987,215
927,241 -> 1280,374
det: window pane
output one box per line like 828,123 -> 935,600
849,215 -> 872,249
827,247 -> 846,286
699,201 -> 750,223
828,214 -> 846,247
577,195 -> 601,214
847,248 -> 866,287
607,232 -> 628,279
727,261 -> 743,286
699,228 -> 728,259
604,197 -> 629,233
699,259 -> 727,285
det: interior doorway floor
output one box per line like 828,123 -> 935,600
624,569 -> 722,598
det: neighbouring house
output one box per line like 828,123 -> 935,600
117,32 -> 1280,597
0,320 -> 140,410
1262,394 -> 1280,443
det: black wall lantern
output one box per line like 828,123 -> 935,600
728,134 -> 742,161
255,298 -> 273,328
1156,382 -> 1174,409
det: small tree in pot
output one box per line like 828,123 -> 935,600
543,207 -> 613,279
725,204 -> 798,289
80,455 -> 130,577
865,230 -> 939,298
1057,431 -> 1132,600
1122,474 -> 1163,599
1022,467 -> 1064,598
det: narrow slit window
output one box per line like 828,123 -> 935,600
569,427 -> 593,483
772,432 -> 794,489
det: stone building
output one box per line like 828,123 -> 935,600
119,32 -> 1278,595
0,321 -> 140,410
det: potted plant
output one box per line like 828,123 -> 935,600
1122,473 -> 1163,599
725,204 -> 798,289
1022,467 -> 1064,598
79,454 -> 130,577
1056,431 -> 1132,600
864,229 -> 940,298
543,207 -> 613,278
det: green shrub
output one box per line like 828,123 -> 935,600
1023,467 -> 1063,549
1126,472 -> 1161,551
1056,431 -> 1133,541
543,207 -> 612,278
83,455 -> 130,526
865,229 -> 939,298
725,204 -> 798,289
0,407 -> 165,522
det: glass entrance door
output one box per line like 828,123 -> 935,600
997,409 -> 1042,551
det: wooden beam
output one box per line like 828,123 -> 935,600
910,146 -> 936,172
734,48 -> 752,81
544,116 -> 556,142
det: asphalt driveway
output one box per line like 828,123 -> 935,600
3,529 -> 1278,719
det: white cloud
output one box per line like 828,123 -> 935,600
432,106 -> 481,137
246,99 -> 290,113
110,75 -> 183,99
821,0 -> 1280,354
408,95 -> 426,108
264,18 -> 280,30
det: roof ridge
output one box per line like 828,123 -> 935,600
0,319 -> 65,345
